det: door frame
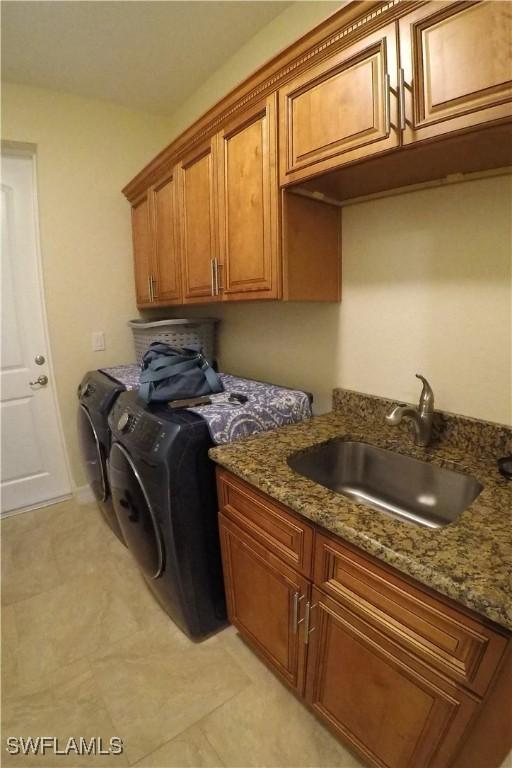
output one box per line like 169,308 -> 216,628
1,141 -> 72,516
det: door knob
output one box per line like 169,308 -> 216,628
34,355 -> 46,365
29,375 -> 48,386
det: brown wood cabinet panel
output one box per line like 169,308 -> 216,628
219,513 -> 310,693
452,646 -> 512,768
131,192 -> 153,306
279,22 -> 399,185
399,1 -> 512,145
305,587 -> 480,768
218,95 -> 280,300
178,139 -> 220,303
314,533 -> 507,697
217,469 -> 313,577
282,192 -> 341,302
151,172 -> 181,304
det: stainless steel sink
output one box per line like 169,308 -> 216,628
287,439 -> 483,528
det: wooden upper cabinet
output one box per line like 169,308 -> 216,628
217,94 -> 280,300
151,172 -> 181,304
131,192 -> 153,306
399,1 -> 512,145
178,138 -> 220,303
279,22 -> 399,185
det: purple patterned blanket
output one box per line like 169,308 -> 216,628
100,366 -> 312,445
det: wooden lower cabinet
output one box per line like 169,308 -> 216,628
217,470 -> 512,768
305,588 -> 479,768
219,512 -> 310,693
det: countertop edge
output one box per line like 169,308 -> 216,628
209,444 -> 512,634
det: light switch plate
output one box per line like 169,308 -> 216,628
92,331 -> 105,352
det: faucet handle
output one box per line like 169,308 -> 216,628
415,374 -> 434,412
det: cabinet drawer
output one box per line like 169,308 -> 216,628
216,469 -> 313,577
314,533 -> 507,695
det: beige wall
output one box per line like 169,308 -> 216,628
338,176 -> 511,423
180,175 -> 510,424
2,82 -> 173,486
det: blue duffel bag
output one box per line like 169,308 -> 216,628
138,342 -> 223,403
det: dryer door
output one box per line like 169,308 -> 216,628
77,404 -> 107,502
109,442 -> 164,579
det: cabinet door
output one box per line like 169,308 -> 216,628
217,94 -> 279,300
151,171 -> 181,305
219,513 -> 310,693
178,139 -> 219,303
279,23 -> 399,185
399,2 -> 512,145
131,191 -> 153,306
305,588 -> 479,768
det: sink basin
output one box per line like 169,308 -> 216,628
287,439 -> 483,528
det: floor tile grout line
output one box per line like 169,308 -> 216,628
3,576 -> 68,610
129,722 -> 228,768
195,720 -> 229,768
83,625 -> 252,766
87,637 -> 252,767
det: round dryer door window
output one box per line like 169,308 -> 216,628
109,442 -> 164,579
77,405 -> 107,503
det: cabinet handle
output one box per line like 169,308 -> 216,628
385,72 -> 391,135
147,275 -> 153,302
399,68 -> 406,132
303,601 -> 317,645
210,259 -> 215,296
214,258 -> 220,296
292,592 -> 299,634
293,593 -> 306,634
151,276 -> 157,301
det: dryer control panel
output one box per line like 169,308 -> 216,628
110,400 -> 165,455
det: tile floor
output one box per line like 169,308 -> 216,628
1,498 -> 364,768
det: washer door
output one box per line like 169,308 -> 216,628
109,442 -> 164,579
77,405 -> 107,502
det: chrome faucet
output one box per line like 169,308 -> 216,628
386,374 -> 434,447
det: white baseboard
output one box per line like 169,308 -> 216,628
74,485 -> 95,505
1,493 -> 73,518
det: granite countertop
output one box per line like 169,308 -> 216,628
209,388 -> 512,632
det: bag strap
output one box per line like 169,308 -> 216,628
138,380 -> 152,402
202,362 -> 222,391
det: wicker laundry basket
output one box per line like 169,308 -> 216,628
128,318 -> 219,365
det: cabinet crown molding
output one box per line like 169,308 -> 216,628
122,0 -> 418,203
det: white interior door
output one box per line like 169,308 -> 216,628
1,150 -> 71,514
